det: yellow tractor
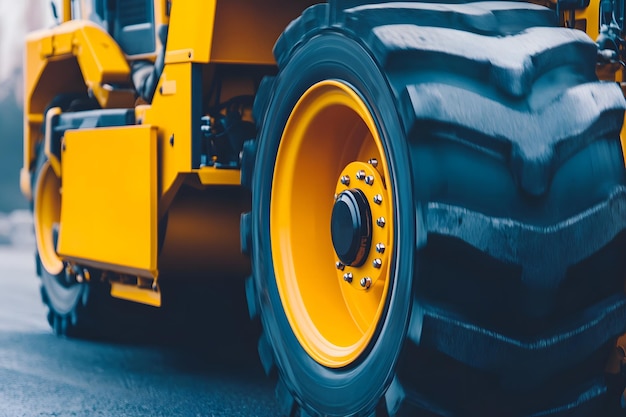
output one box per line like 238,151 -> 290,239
21,0 -> 626,415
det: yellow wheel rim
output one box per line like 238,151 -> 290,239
34,161 -> 64,276
271,80 -> 394,368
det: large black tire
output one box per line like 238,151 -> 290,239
245,2 -> 626,416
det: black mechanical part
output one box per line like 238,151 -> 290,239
201,95 -> 256,168
331,189 -> 372,267
597,0 -> 626,64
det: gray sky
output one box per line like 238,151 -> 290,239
0,0 -> 55,102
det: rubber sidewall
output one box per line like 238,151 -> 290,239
252,32 -> 415,416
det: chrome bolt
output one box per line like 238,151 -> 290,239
340,175 -> 350,186
343,273 -> 353,283
356,170 -> 366,180
373,194 -> 383,205
360,277 -> 372,289
336,261 -> 345,271
376,243 -> 386,253
365,176 -> 374,185
368,158 -> 378,167
377,217 -> 386,228
373,258 -> 382,269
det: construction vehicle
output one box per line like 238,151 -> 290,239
19,0 -> 626,415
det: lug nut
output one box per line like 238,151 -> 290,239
376,217 -> 386,228
373,258 -> 382,269
365,176 -> 374,185
368,158 -> 378,167
360,277 -> 372,289
373,194 -> 383,205
336,261 -> 345,271
376,243 -> 386,253
340,175 -> 350,186
356,170 -> 366,180
343,273 -> 353,283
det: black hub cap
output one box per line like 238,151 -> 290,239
331,189 -> 372,267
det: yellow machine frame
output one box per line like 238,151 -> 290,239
20,0 -> 626,306
22,0 -> 316,306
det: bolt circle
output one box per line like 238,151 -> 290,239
343,273 -> 353,283
341,175 -> 350,186
333,161 -> 392,294
365,176 -> 374,185
376,217 -> 386,228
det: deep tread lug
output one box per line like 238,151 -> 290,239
258,332 -> 275,376
240,211 -> 253,256
276,378 -> 298,417
384,376 -> 406,417
245,274 -> 258,320
240,141 -> 257,191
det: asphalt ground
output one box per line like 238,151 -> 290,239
0,235 -> 280,417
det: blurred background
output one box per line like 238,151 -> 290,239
0,0 -> 56,244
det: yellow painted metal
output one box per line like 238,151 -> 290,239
270,80 -> 395,368
63,0 -> 71,22
165,0 -> 317,65
158,185 -> 251,280
622,122 -> 626,166
58,125 -> 158,279
34,161 -> 65,276
26,20 -> 133,108
110,282 -> 162,307
210,0 -> 318,64
22,20 -> 135,200
165,1 -> 216,64
334,162 -> 392,290
196,167 -> 241,186
143,62 -> 195,196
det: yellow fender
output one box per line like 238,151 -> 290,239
22,20 -> 134,201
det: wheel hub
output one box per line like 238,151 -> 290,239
333,161 -> 391,292
331,189 -> 372,267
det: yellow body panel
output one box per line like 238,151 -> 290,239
110,282 -> 161,307
25,20 -> 133,109
143,62 -> 196,197
165,0 -> 317,65
22,20 -> 134,200
165,1 -> 216,64
196,167 -> 241,186
58,125 -> 158,279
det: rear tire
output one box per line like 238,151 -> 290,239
32,148 -> 97,337
247,2 -> 626,416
